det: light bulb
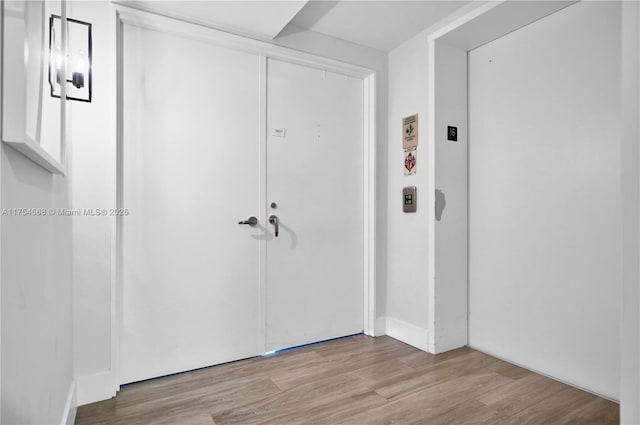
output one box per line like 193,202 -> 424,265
74,50 -> 88,73
54,46 -> 64,69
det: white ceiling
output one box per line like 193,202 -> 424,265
117,1 -> 309,40
118,1 -> 471,52
288,1 -> 472,52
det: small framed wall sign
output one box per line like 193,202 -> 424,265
404,147 -> 417,175
402,113 -> 418,149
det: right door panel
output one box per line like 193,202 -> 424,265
265,59 -> 364,351
468,1 -> 621,398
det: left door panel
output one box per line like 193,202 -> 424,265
121,24 -> 262,384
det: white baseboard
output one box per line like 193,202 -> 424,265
60,381 -> 77,425
384,316 -> 429,351
76,371 -> 117,406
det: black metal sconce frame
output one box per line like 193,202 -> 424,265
49,14 -> 92,103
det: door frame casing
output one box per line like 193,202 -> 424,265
428,0 -> 630,403
112,4 -> 377,392
427,1 -> 577,354
429,0 -> 639,415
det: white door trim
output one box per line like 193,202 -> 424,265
363,72 -> 377,337
112,4 -> 376,392
258,55 -> 268,356
114,4 -> 374,80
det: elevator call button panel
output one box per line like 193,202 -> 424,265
403,186 -> 417,213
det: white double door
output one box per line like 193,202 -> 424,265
120,24 -> 364,384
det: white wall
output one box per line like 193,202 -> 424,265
386,1 -> 486,351
1,2 -> 75,423
2,9 -> 4,420
386,31 -> 430,350
71,4 -> 389,405
621,0 -> 640,422
467,1 -> 621,399
1,35 -> 75,425
433,41 -> 467,353
1,149 -> 75,425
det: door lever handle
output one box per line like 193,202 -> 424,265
238,216 -> 258,226
268,215 -> 279,237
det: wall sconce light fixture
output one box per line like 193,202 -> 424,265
49,15 -> 92,102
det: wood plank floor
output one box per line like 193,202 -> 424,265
75,335 -> 618,425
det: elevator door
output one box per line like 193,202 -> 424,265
468,1 -> 621,398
